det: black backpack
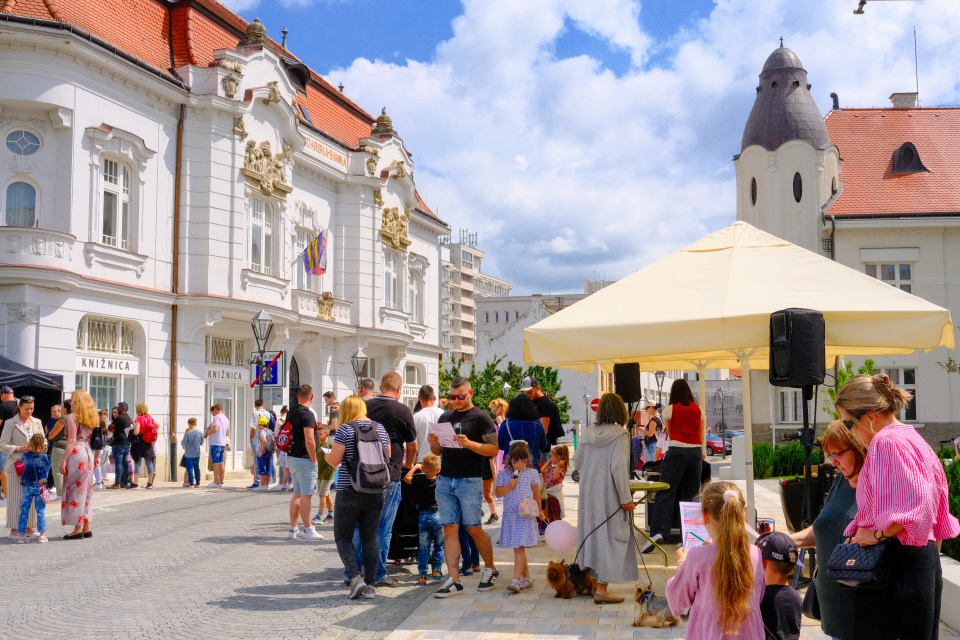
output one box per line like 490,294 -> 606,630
348,420 -> 389,493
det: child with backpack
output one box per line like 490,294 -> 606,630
312,425 -> 335,523
17,434 -> 51,543
665,481 -> 765,639
255,415 -> 275,490
495,441 -> 542,593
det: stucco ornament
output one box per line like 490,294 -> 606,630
262,81 -> 283,106
238,18 -> 270,48
391,160 -> 407,180
215,59 -> 243,74
373,189 -> 383,207
363,146 -> 379,176
317,292 -> 336,321
380,207 -> 411,252
242,140 -> 292,199
233,117 -> 248,140
222,75 -> 240,99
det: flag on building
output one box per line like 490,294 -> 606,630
303,230 -> 327,275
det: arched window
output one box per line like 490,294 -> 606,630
101,158 -> 131,249
792,172 -> 803,203
750,177 -> 758,206
5,181 -> 36,227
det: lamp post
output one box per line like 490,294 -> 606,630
502,382 -> 511,399
655,371 -> 666,406
250,310 -> 274,405
716,386 -> 727,460
351,347 -> 368,392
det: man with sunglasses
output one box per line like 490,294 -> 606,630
428,376 -> 500,597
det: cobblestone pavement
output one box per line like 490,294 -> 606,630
0,484 -> 432,640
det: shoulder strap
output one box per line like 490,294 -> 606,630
505,419 -> 515,443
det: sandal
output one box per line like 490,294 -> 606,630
593,593 -> 624,604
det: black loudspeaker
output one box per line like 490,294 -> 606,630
769,308 -> 826,388
614,363 -> 643,404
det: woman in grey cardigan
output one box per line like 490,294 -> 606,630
572,392 -> 638,603
0,397 -> 46,537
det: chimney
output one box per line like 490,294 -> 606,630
830,92 -> 840,111
890,92 -> 918,108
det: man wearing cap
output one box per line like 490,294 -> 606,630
248,398 -> 270,489
521,376 -> 564,446
0,385 -> 17,505
641,402 -> 663,463
756,531 -> 802,640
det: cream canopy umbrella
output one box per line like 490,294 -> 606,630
523,221 -> 954,518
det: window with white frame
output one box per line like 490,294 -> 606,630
878,367 -> 918,421
865,263 -> 913,293
248,197 -> 274,275
4,181 -> 36,227
100,158 -> 130,249
205,335 -> 247,367
293,228 -> 319,292
408,268 -> 424,323
383,250 -> 401,309
778,389 -> 803,423
77,317 -> 136,356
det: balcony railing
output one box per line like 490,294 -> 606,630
292,290 -> 351,322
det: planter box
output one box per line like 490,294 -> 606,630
943,553 -> 960,632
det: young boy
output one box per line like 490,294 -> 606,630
312,425 -> 335,523
181,418 -> 204,488
404,453 -> 444,584
756,531 -> 802,640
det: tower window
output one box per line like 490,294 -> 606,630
750,178 -> 757,206
892,142 -> 928,174
793,173 -> 802,203
831,177 -> 837,195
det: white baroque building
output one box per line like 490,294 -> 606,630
0,2 -> 448,477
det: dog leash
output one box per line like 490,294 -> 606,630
628,510 -> 655,587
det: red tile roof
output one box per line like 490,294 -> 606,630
825,107 -> 960,216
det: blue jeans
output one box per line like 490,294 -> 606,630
644,442 -> 657,463
113,445 -> 130,485
352,479 -> 402,583
458,523 -> 479,568
418,510 -> 444,576
269,453 -> 276,483
185,457 -> 201,485
19,485 -> 45,534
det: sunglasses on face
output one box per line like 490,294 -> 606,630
828,448 -> 850,463
449,394 -> 469,400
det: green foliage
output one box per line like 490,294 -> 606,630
753,442 -> 775,479
942,460 -> 960,562
440,355 -> 570,424
937,445 -> 957,461
822,358 -> 876,421
769,442 -> 825,477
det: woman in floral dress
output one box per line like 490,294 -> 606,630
60,390 -> 98,539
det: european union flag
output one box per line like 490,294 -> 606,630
303,230 -> 327,275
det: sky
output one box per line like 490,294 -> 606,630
220,0 -> 960,295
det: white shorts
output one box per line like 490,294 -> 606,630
277,451 -> 288,468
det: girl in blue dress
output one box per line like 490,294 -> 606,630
495,441 -> 542,592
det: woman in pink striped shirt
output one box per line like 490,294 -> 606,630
835,373 -> 959,640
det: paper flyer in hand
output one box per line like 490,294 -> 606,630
429,422 -> 460,448
680,501 -> 711,550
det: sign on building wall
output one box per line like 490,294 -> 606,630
76,356 -> 140,375
250,351 -> 285,388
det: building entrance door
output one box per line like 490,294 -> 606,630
288,356 -> 299,408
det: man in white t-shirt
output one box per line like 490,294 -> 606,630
205,404 -> 230,488
248,398 -> 271,489
413,385 -> 445,463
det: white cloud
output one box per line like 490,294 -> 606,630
325,0 -> 960,294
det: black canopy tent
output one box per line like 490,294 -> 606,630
0,354 -> 64,423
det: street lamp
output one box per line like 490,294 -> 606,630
654,371 -> 666,405
351,347 -> 368,391
583,393 -> 591,427
715,386 -> 727,460
502,382 -> 511,398
250,310 -> 274,405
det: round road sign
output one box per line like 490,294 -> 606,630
590,398 -> 600,412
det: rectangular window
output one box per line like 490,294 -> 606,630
294,229 -> 318,291
878,367 -> 918,421
485,312 -> 489,323
408,270 -> 423,323
249,198 -> 272,275
515,311 -> 519,320
778,389 -> 803,423
864,262 -> 912,293
101,159 -> 130,249
495,311 -> 499,322
205,336 -> 246,367
383,252 -> 399,309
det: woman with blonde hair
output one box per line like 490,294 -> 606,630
61,390 -> 98,539
325,395 -> 390,599
666,481 -> 764,638
834,373 -> 959,640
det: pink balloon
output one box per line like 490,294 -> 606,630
544,520 -> 576,552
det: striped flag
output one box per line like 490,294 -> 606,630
302,230 -> 327,275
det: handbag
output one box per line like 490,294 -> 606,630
90,427 -> 104,451
179,454 -> 186,468
825,540 -> 893,589
39,486 -> 52,504
518,496 -> 539,519
801,570 -> 821,620
14,459 -> 25,477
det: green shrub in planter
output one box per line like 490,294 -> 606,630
937,445 -> 956,461
753,442 -> 774,479
773,442 -> 805,477
943,459 -> 960,562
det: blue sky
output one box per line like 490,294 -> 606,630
221,0 -> 960,295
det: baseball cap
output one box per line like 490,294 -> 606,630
519,376 -> 538,392
0,385 -> 13,394
756,531 -> 799,564
258,415 -> 270,426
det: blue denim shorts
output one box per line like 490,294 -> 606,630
436,476 -> 483,528
210,445 -> 225,465
287,455 -> 317,496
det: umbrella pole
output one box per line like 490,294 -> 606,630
697,365 -> 708,458
733,349 -> 759,526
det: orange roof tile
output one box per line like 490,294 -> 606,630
415,189 -> 436,217
825,108 -> 960,216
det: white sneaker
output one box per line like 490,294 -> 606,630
288,527 -> 300,539
218,483 -> 224,488
93,483 -> 104,490
303,527 -> 324,540
268,483 -> 281,491
640,533 -> 663,554
256,485 -> 270,491
205,482 -> 219,488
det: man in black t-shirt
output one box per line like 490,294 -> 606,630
521,376 -> 564,446
107,403 -> 133,488
428,376 -> 500,597
287,384 -> 322,541
0,385 -> 17,502
359,372 -> 418,587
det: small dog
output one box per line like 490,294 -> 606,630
632,585 -> 679,628
546,560 -> 597,599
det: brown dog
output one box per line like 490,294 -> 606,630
546,560 -> 598,599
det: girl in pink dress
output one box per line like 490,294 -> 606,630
60,390 -> 97,540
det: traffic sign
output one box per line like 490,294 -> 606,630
590,398 -> 600,412
250,350 -> 285,388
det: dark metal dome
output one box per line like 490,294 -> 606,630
741,47 -> 830,152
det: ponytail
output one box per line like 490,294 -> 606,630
700,481 -> 753,635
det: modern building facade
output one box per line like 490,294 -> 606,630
0,1 -> 448,477
441,229 -> 512,364
736,45 -> 960,445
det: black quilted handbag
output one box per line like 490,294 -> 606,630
825,541 -> 893,589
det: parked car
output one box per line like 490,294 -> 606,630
721,429 -> 745,441
706,434 -> 732,455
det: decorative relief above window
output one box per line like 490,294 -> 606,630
242,140 -> 292,200
380,207 -> 411,252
